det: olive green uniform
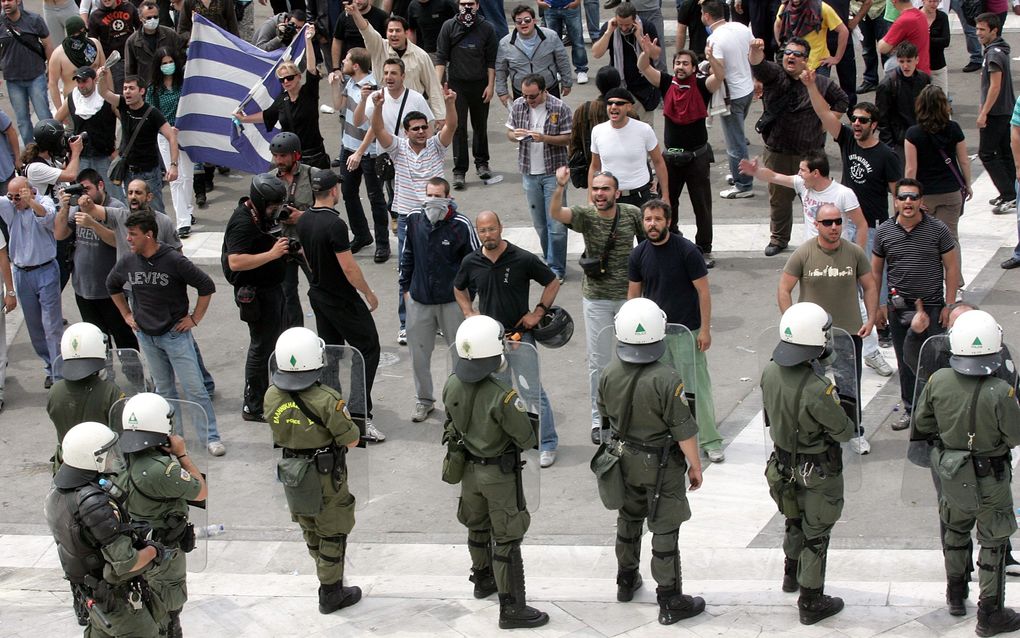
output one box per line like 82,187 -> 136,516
760,361 -> 854,590
597,358 -> 699,591
442,374 -> 537,594
914,369 -> 1020,604
265,383 -> 360,586
88,535 -> 165,638
117,449 -> 202,628
46,377 -> 125,472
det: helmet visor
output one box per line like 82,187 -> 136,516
97,435 -> 126,474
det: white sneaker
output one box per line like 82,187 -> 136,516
397,329 -> 407,346
848,436 -> 870,455
576,71 -> 589,84
540,450 -> 557,467
319,104 -> 336,114
207,441 -> 226,456
864,351 -> 893,376
706,448 -> 725,463
720,187 -> 753,199
725,174 -> 735,185
363,420 -> 387,443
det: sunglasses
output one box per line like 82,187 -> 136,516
816,218 -> 843,227
522,92 -> 542,100
407,124 -> 429,132
515,16 -> 533,24
6,193 -> 19,201
850,115 -> 872,123
278,74 -> 298,83
897,193 -> 921,201
783,49 -> 808,58
607,100 -> 631,107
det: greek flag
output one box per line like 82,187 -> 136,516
176,15 -> 307,173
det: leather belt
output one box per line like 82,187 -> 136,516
15,259 -> 53,272
618,183 -> 651,197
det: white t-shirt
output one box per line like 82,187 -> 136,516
590,118 -> 658,191
505,102 -> 549,175
707,21 -> 754,100
365,87 -> 434,139
794,176 -> 861,242
25,160 -> 64,193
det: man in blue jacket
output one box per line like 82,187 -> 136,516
399,176 -> 480,422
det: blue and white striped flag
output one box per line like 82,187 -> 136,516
176,15 -> 307,174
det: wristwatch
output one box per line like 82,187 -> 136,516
170,162 -> 178,167
5,291 -> 15,297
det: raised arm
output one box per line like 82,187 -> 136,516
636,34 -> 663,86
438,86 -> 459,147
801,68 -> 841,139
550,167 -> 575,224
369,90 -> 394,149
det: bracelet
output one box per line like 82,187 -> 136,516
536,302 -> 549,312
178,454 -> 188,459
190,314 -> 198,326
170,162 -> 178,167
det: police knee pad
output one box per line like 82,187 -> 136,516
785,518 -> 803,533
804,534 -> 830,555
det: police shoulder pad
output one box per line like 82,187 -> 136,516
673,382 -> 685,398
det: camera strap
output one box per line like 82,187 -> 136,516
599,208 -> 621,269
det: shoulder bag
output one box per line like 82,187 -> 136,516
578,206 -> 619,278
930,378 -> 986,515
108,105 -> 154,186
590,367 -> 648,510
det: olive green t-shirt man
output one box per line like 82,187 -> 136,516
783,240 -> 871,333
565,204 -> 644,300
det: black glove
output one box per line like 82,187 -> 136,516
147,541 -> 177,566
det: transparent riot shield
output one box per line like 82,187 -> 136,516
268,345 -> 369,511
53,348 -> 150,397
110,398 -> 209,572
756,326 -> 862,492
491,340 -> 542,513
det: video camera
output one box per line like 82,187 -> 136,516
63,183 -> 87,198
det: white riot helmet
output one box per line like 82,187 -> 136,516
119,393 -> 174,453
55,421 -> 125,488
273,327 -> 325,391
773,302 -> 832,367
59,322 -> 107,381
615,298 -> 667,364
454,315 -> 505,382
949,310 -> 1003,376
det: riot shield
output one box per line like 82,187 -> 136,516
268,345 -> 369,511
491,339 -> 541,513
53,348 -> 150,397
756,326 -> 862,492
110,398 -> 209,571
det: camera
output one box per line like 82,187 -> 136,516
63,183 -> 86,197
64,131 -> 87,151
279,20 -> 297,44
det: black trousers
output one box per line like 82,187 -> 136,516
665,152 -> 713,253
282,259 -> 308,329
979,114 -> 1017,200
888,303 -> 944,411
76,294 -> 139,351
308,288 -> 380,417
340,148 -> 389,248
241,284 -> 285,415
449,79 -> 491,175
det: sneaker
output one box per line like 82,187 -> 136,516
707,448 -> 725,463
207,441 -> 226,456
319,104 -> 336,114
195,192 -> 207,208
540,450 -> 557,468
477,165 -> 493,181
891,412 -> 911,431
44,375 -> 53,389
241,408 -> 266,423
864,351 -> 893,376
848,435 -> 871,455
720,187 -> 753,199
962,61 -> 981,73
725,173 -> 735,186
1006,555 -> 1020,576
362,420 -> 386,443
576,71 -> 589,84
398,329 -> 407,345
177,226 -> 191,239
453,174 -> 466,190
702,252 -> 716,269
411,402 -> 434,422
994,199 -> 1017,215
990,195 -> 1006,206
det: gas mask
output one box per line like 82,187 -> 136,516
424,197 -> 450,224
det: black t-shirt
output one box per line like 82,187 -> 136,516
333,6 -> 388,61
263,71 -> 324,153
601,21 -> 661,110
408,0 -> 456,53
903,120 -> 965,196
627,233 -> 707,329
296,206 -> 359,303
676,0 -> 707,55
222,200 -> 286,287
68,98 -> 117,157
835,125 -> 901,227
117,96 -> 167,170
453,242 -> 556,330
658,73 -> 710,149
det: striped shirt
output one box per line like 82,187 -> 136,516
383,134 -> 449,216
872,213 -> 956,304
342,74 -> 379,156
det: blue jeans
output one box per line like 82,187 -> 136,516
950,0 -> 983,65
719,92 -> 753,191
583,296 -> 626,428
522,173 -> 567,278
126,165 -> 166,214
136,328 -> 221,443
544,7 -> 588,72
7,75 -> 52,145
582,0 -> 601,43
478,0 -> 508,38
13,261 -> 63,377
518,332 -> 557,451
397,213 -> 407,330
80,155 -> 112,187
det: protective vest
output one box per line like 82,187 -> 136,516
45,482 -> 130,584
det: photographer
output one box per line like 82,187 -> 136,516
254,9 -> 307,52
221,174 -> 291,422
53,67 -> 119,185
268,131 -> 314,329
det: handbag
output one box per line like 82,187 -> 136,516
374,89 -> 410,182
934,132 -> 970,209
931,378 -> 987,515
109,105 -> 154,186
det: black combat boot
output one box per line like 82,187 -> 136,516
782,558 -> 799,593
470,567 -> 497,599
977,598 -> 1020,636
318,581 -> 362,614
497,543 -> 549,629
656,587 -> 706,625
798,586 -> 844,625
946,577 -> 968,616
166,609 -> 183,638
617,569 -> 643,602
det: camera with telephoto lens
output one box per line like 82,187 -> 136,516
64,131 -> 87,151
279,20 -> 297,44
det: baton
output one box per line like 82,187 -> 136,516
85,598 -> 113,629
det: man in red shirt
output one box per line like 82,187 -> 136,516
877,0 -> 930,74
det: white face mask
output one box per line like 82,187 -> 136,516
143,17 -> 159,30
424,197 -> 449,223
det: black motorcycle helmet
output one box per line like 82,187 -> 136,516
249,173 -> 287,212
531,306 -> 574,349
269,131 -> 301,156
33,119 -> 67,156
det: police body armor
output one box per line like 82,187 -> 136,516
46,482 -> 130,584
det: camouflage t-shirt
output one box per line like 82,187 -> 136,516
567,204 -> 644,300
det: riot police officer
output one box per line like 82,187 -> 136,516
45,421 -> 174,637
914,310 -> 1020,635
761,302 -> 855,625
47,322 -> 125,474
264,327 -> 363,614
442,315 -> 549,629
596,298 -> 706,625
118,393 -> 208,638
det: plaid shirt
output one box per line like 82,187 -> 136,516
508,93 -> 573,175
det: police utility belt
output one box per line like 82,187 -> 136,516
609,434 -> 680,457
934,443 -> 1010,481
773,444 -> 843,479
78,573 -> 152,614
283,444 -> 346,476
464,448 -> 518,472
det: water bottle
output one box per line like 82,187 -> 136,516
98,478 -> 124,500
195,524 -> 226,539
